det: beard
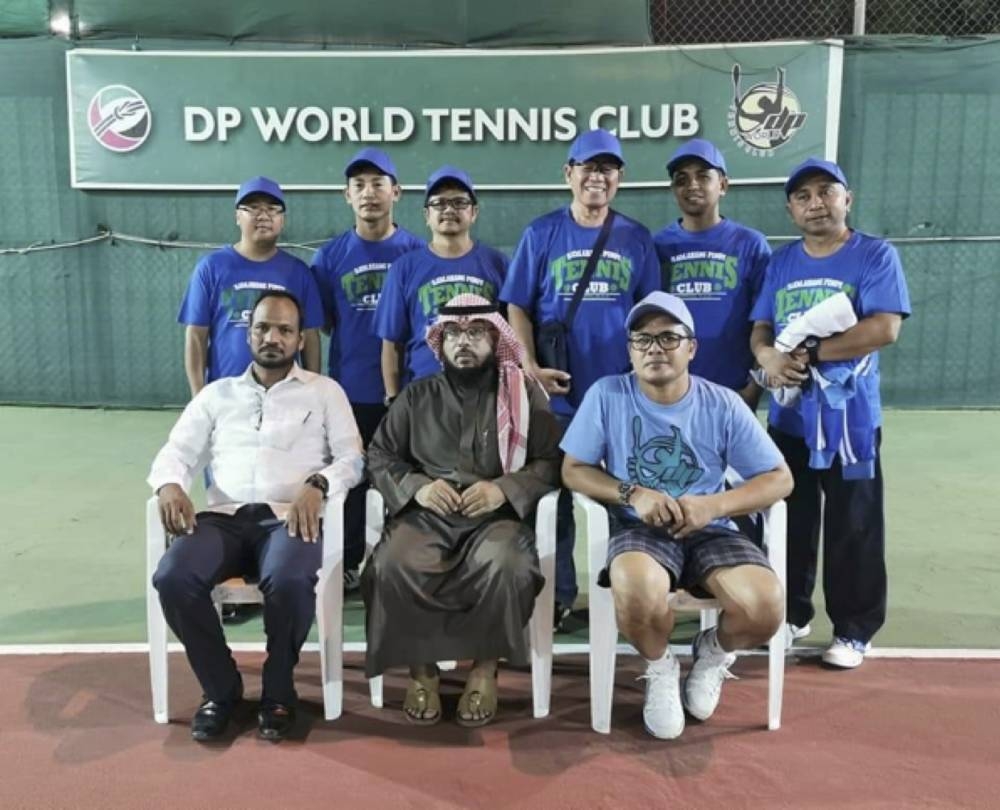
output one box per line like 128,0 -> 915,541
443,353 -> 496,385
252,348 -> 295,371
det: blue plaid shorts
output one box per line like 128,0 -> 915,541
597,509 -> 771,595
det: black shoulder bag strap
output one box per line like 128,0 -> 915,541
563,210 -> 616,330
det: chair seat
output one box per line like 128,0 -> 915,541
210,577 -> 264,605
668,591 -> 719,612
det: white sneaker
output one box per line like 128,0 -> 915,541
786,622 -> 812,649
683,628 -> 737,721
638,652 -> 684,740
822,636 -> 871,669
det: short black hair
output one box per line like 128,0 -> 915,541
251,290 -> 304,330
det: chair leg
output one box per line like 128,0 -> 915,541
589,583 -> 617,734
148,591 -> 169,724
316,572 -> 343,721
530,490 -> 557,719
146,499 -> 169,724
700,607 -> 719,632
767,623 -> 784,730
369,675 -> 384,708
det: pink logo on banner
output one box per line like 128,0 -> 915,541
87,85 -> 151,153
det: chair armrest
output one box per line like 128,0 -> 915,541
146,495 -> 167,580
760,498 -> 787,588
316,491 -> 347,587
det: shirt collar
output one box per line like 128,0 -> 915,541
239,362 -> 307,391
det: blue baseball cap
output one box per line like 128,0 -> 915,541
235,176 -> 285,209
784,158 -> 849,197
666,138 -> 727,176
626,291 -> 696,335
344,147 -> 398,183
568,129 -> 626,166
425,165 -> 476,202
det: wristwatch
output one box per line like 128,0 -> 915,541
304,473 -> 329,497
383,393 -> 397,408
618,480 -> 637,506
803,336 -> 822,365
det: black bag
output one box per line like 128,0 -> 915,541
534,211 -> 616,373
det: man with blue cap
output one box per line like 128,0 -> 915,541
562,291 -> 791,739
750,157 -> 911,668
179,176 -> 324,397
375,165 -> 507,397
655,138 -> 771,407
500,128 -> 660,630
311,149 -> 423,590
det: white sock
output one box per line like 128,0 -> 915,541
644,646 -> 673,670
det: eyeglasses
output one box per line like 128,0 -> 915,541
441,324 -> 493,342
627,331 -> 692,351
572,162 -> 621,177
426,197 -> 474,212
237,204 -> 284,218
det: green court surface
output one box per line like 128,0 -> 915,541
1,407 -> 997,648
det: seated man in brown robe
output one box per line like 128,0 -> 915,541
363,293 -> 561,727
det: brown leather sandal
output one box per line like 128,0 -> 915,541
456,672 -> 498,728
403,678 -> 442,726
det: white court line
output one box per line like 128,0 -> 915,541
1,642 -> 999,660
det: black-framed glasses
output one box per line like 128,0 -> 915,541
441,323 -> 493,342
426,197 -> 474,212
571,162 -> 621,177
237,204 -> 284,218
627,331 -> 692,351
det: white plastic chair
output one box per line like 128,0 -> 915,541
573,492 -> 787,733
146,492 -> 347,723
364,488 -> 558,718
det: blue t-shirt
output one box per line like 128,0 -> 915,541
311,227 -> 423,403
374,243 -> 508,383
561,374 -> 784,528
178,246 -> 324,383
750,230 -> 911,438
500,207 -> 661,416
654,218 -> 770,391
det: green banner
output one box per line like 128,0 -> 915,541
67,43 -> 842,190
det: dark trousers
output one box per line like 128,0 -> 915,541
554,413 -> 578,607
152,505 -> 322,706
345,402 -> 388,570
770,427 -> 887,643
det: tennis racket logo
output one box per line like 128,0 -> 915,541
87,85 -> 151,153
728,64 -> 807,154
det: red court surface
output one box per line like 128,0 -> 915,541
1,652 -> 996,809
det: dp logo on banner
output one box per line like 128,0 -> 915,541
87,85 -> 152,153
728,65 -> 807,156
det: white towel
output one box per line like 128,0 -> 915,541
753,292 -> 859,406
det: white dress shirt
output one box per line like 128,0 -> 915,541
148,364 -> 364,519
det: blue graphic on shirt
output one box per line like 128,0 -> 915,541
626,416 -> 703,497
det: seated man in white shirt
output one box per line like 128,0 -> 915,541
149,291 -> 364,742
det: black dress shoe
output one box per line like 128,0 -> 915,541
257,703 -> 296,741
190,698 -> 237,741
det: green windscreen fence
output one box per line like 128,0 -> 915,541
1,37 -> 999,407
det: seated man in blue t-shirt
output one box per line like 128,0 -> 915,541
561,291 -> 792,740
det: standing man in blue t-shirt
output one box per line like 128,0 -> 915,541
500,129 -> 661,629
750,158 -> 911,669
374,166 -> 507,396
654,139 -> 770,407
311,149 -> 423,588
561,291 -> 791,739
179,176 -> 325,396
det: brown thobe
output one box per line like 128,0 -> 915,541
362,367 -> 561,677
